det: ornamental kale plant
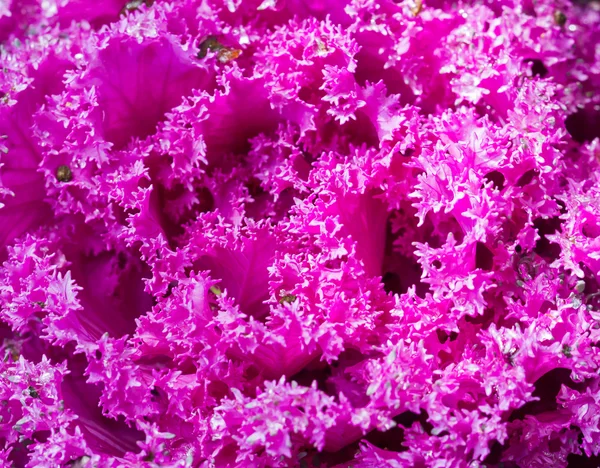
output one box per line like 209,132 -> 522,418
1,0 -> 600,466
